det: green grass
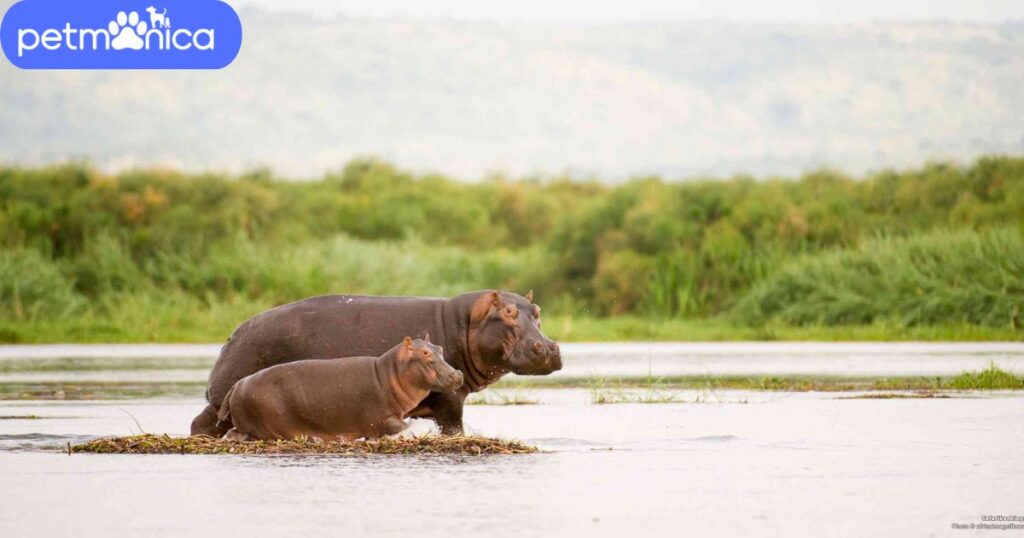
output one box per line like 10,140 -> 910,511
947,363 -> 1024,390
0,296 -> 270,343
0,233 -> 523,343
589,389 -> 687,404
490,367 -> 1024,393
0,357 -> 214,373
840,393 -> 947,399
732,228 -> 1024,329
0,366 -> 1019,401
586,373 -> 750,404
543,316 -> 1022,342
588,370 -> 677,403
0,381 -> 206,400
3,313 -> 1020,343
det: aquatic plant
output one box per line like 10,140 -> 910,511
465,391 -> 539,406
71,433 -> 538,455
946,364 -> 1024,390
587,374 -> 691,404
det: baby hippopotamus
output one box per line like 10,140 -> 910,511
217,336 -> 463,441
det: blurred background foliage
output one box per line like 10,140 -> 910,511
0,156 -> 1021,342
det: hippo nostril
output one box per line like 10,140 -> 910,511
550,342 -> 560,353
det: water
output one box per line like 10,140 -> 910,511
2,342 -> 1023,383
1,394 -> 1022,536
0,343 -> 1022,536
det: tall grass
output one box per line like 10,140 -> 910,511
0,234 -> 534,342
731,228 -> 1024,328
0,248 -> 81,320
145,234 -> 532,303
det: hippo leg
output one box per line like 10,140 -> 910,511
382,417 -> 408,435
430,392 -> 467,436
190,404 -> 230,437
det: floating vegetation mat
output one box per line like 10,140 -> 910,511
71,434 -> 538,455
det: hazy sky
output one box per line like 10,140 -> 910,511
3,2 -> 1022,179
234,0 -> 1024,23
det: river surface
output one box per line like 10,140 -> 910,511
2,342 -> 1023,383
0,343 -> 1022,536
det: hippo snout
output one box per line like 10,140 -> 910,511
511,340 -> 562,375
546,342 -> 563,372
434,370 -> 464,392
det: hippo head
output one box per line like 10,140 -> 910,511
399,335 -> 464,393
469,290 -> 562,376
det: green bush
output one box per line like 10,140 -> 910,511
1,155 -> 1023,335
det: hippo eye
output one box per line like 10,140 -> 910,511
504,306 -> 515,316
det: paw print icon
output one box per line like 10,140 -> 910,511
108,11 -> 148,50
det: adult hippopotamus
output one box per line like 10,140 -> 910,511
191,290 -> 561,436
218,336 -> 463,441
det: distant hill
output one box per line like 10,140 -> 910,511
1,6 -> 1022,180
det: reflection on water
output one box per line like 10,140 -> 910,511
0,394 -> 1022,537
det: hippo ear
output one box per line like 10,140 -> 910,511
399,336 -> 414,360
471,291 -> 502,322
525,290 -> 534,303
423,332 -> 431,343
